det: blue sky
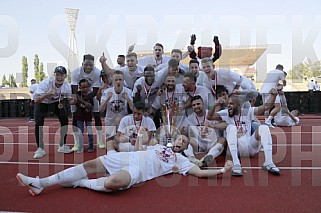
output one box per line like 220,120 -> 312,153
0,0 -> 320,83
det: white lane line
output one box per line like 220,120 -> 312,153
1,161 -> 320,169
0,142 -> 320,146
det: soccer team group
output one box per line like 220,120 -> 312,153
16,36 -> 300,196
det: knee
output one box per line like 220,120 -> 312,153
217,137 -> 226,145
104,176 -> 123,191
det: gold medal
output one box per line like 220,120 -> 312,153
145,99 -> 149,104
58,102 -> 64,109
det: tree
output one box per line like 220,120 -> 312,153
34,54 -> 40,82
288,60 -> 321,81
2,74 -> 9,86
311,61 -> 321,78
9,74 -> 17,87
39,62 -> 46,81
21,56 -> 28,87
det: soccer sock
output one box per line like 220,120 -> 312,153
265,116 -> 273,124
183,144 -> 195,157
226,125 -> 241,165
40,165 -> 87,187
79,177 -> 111,192
207,143 -> 224,159
97,129 -> 103,142
259,125 -> 273,165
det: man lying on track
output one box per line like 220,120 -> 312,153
16,134 -> 233,196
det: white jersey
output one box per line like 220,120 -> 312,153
29,83 -> 39,100
119,65 -> 144,90
118,114 -> 157,138
35,77 -> 71,104
101,87 -> 133,126
71,67 -> 102,112
274,112 -> 300,126
99,144 -> 195,187
314,84 -> 320,91
183,110 -> 219,151
180,84 -> 210,110
203,69 -> 242,95
217,107 -> 256,139
260,69 -> 285,94
195,71 -> 207,86
132,69 -> 167,107
137,55 -> 171,68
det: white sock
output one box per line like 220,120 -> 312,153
184,144 -> 195,158
97,130 -> 103,142
207,143 -> 224,159
40,165 -> 87,187
226,125 -> 240,165
259,125 -> 273,165
79,177 -> 111,192
265,116 -> 273,124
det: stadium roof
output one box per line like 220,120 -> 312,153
138,45 -> 267,67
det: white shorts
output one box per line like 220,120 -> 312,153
99,150 -> 143,188
237,134 -> 260,157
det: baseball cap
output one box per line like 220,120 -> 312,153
54,66 -> 67,74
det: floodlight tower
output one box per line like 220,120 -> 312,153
65,8 -> 79,76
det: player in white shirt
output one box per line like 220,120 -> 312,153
156,49 -> 190,74
132,65 -> 167,109
213,89 -> 281,176
201,57 -> 243,96
136,43 -> 171,68
115,102 -> 157,152
148,74 -> 186,128
273,90 -> 300,127
71,54 -> 105,150
16,134 -> 233,196
189,59 -> 207,86
180,96 -> 226,167
29,79 -> 38,122
181,72 -> 211,115
260,64 -> 287,127
119,52 -> 145,89
99,70 -> 133,141
114,55 -> 126,70
33,66 -> 74,159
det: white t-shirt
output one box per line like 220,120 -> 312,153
35,77 -> 72,104
119,65 -> 145,90
132,77 -> 163,107
29,83 -> 39,100
260,69 -> 286,94
196,71 -> 207,86
71,67 -> 102,112
274,112 -> 300,126
180,84 -> 210,110
203,69 -> 242,95
99,144 -> 195,186
118,114 -> 157,139
183,110 -> 219,151
101,87 -> 133,126
71,67 -> 102,89
217,107 -> 256,139
138,55 -> 171,68
314,84 -> 320,91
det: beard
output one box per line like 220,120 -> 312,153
228,108 -> 236,117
